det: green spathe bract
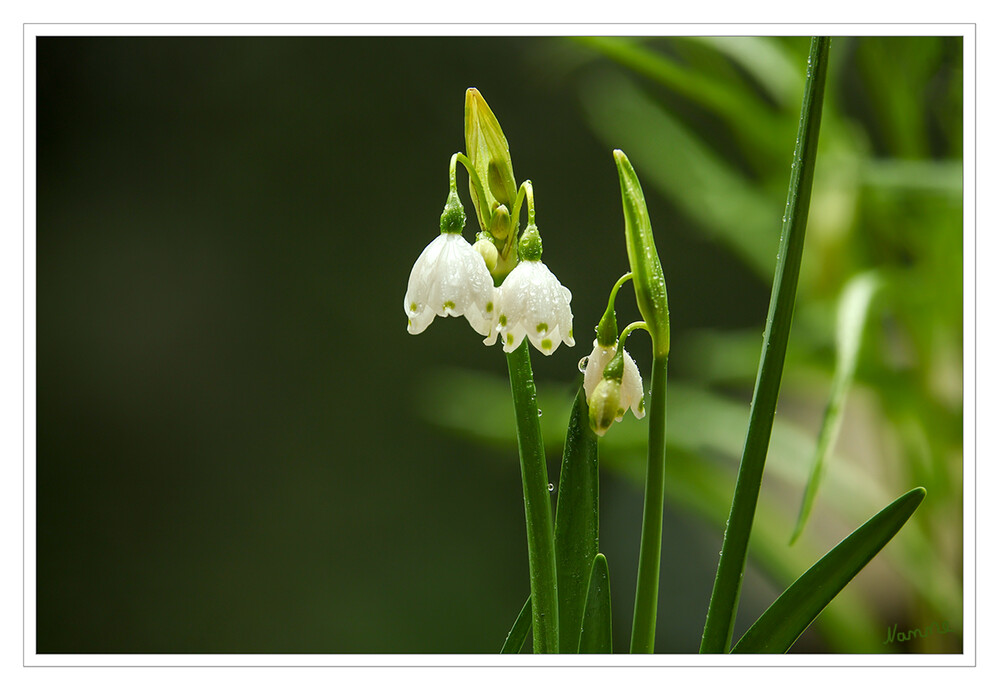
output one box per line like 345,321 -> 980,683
465,88 -> 518,236
614,150 -> 670,359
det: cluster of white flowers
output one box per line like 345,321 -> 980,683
404,230 -> 574,356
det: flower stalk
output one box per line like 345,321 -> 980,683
506,339 -> 560,653
613,149 -> 671,654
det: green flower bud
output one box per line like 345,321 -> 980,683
588,377 -> 623,438
614,150 -> 670,357
465,88 -> 518,235
473,237 -> 499,272
490,203 -> 512,241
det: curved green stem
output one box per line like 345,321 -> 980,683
506,340 -> 559,653
509,180 -> 535,258
629,353 -> 669,652
619,320 -> 650,347
512,179 -> 536,227
454,152 -> 491,225
596,273 -> 634,346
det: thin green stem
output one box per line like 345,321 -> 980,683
509,180 -> 535,258
512,179 -> 536,227
454,152 -> 491,225
619,320 -> 650,346
629,353 -> 669,653
596,273 -> 633,346
699,36 -> 831,654
609,271 -> 634,302
506,340 -> 559,653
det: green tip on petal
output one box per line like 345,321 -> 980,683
440,190 -> 466,235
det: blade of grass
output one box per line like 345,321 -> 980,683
699,36 -> 832,654
553,385 -> 601,653
733,487 -> 926,653
501,596 -> 533,653
572,36 -> 787,151
791,271 -> 882,544
578,554 -> 613,653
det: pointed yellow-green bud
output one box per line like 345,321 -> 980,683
490,203 -> 512,241
473,236 -> 499,273
465,88 -> 518,235
614,150 -> 670,358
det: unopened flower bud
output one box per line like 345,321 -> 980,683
473,236 -> 499,273
588,377 -> 623,437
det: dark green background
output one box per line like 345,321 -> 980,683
36,36 -> 960,653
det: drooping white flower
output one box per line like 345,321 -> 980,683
492,259 -> 574,355
404,232 -> 498,338
582,339 -> 645,421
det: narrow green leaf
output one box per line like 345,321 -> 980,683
501,596 -> 533,654
683,37 -> 803,108
573,37 -> 787,150
791,272 -> 882,544
733,487 -> 926,653
553,385 -> 600,653
700,36 -> 832,654
578,554 -> 613,653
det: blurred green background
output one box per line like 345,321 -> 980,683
36,36 -> 963,654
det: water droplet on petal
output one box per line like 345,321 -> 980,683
578,356 -> 589,372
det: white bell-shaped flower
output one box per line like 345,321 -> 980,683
404,232 -> 498,338
493,259 -> 574,354
582,339 -> 645,421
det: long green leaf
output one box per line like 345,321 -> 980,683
791,272 -> 882,544
553,385 -> 600,653
501,596 -> 532,654
578,554 -> 613,653
700,36 -> 832,654
733,487 -> 926,653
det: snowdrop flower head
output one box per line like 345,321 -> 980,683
492,223 -> 574,355
404,191 -> 498,338
582,340 -> 645,422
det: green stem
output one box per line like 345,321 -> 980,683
699,36 -> 831,654
506,340 -> 559,653
509,180 -> 535,258
454,152 -> 491,226
629,353 -> 668,653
